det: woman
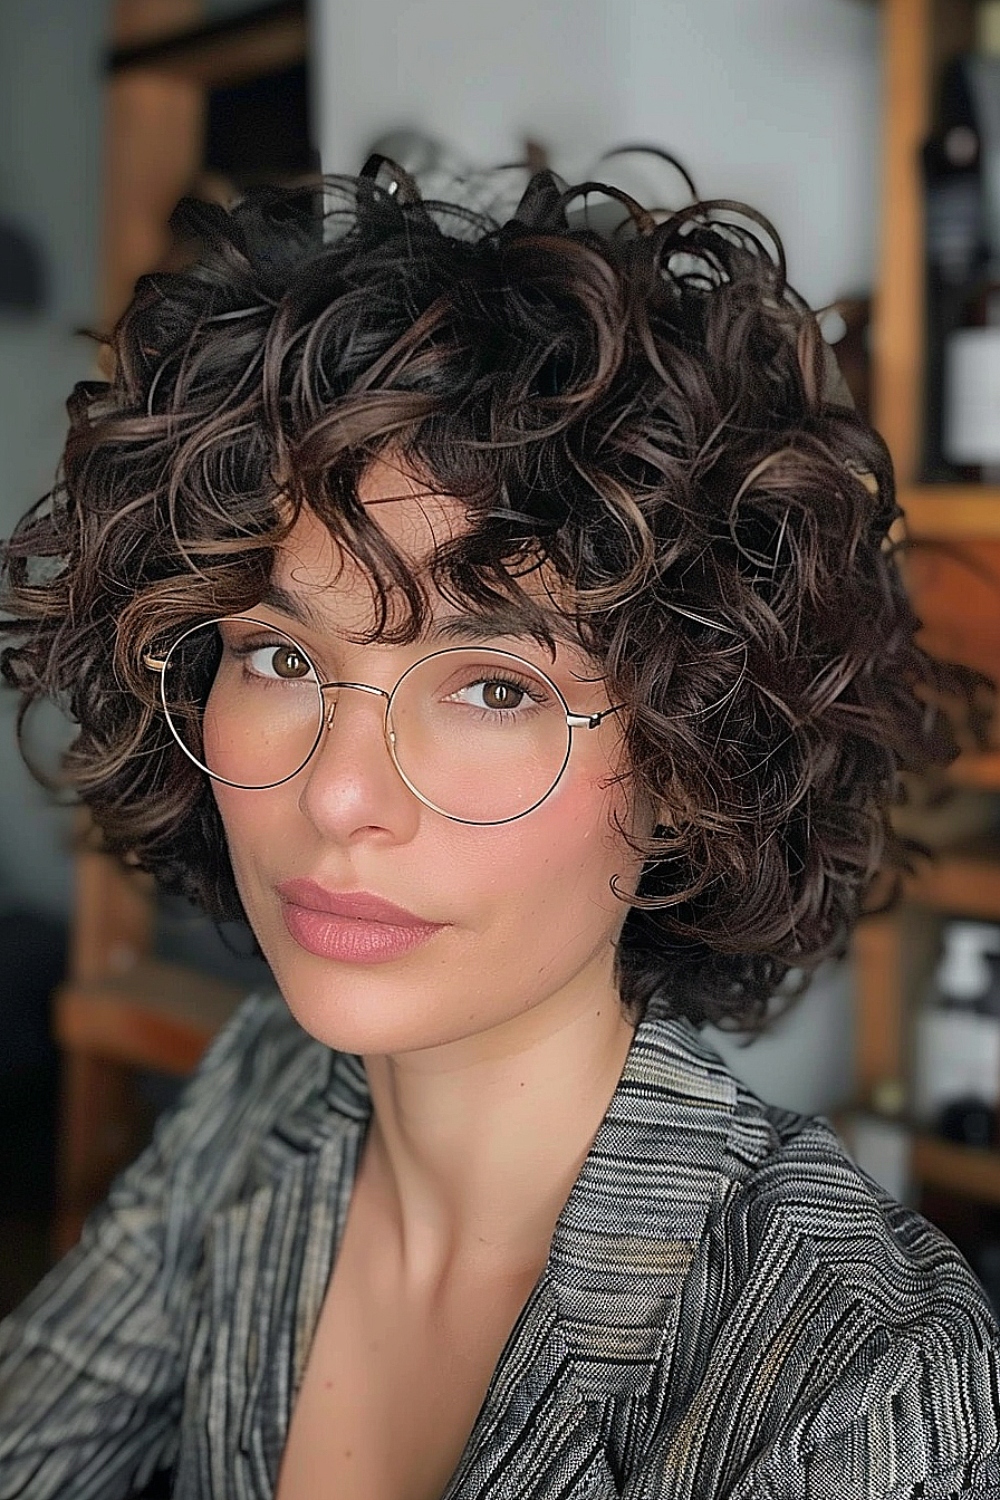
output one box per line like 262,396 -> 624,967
0,165 -> 998,1499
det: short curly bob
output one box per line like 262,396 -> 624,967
0,165 -> 983,1033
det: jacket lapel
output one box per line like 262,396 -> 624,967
547,1002 -> 737,1395
182,1045 -> 371,1497
443,1000 -> 738,1496
186,1003 -> 736,1498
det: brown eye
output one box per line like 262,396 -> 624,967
481,680 -> 524,711
271,646 -> 311,679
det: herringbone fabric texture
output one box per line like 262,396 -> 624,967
1,988 -> 999,1498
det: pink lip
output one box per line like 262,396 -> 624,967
277,879 -> 438,927
276,879 -> 446,966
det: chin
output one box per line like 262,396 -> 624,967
241,894 -> 454,1051
267,951 -> 475,1057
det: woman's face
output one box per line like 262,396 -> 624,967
212,463 -> 650,1056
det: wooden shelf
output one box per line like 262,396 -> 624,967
900,486 -> 1000,539
912,1133 -> 1000,1207
861,0 -> 1000,1232
948,751 -> 1000,790
836,1109 -> 1000,1208
906,836 -> 1000,918
54,958 -> 247,1076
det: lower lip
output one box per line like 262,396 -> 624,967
280,901 -> 444,965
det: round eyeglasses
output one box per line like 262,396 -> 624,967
143,615 -> 625,826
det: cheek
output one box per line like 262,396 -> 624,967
457,768 -> 643,924
211,782 -> 284,885
210,758 -> 645,934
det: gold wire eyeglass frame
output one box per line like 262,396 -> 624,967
143,614 -> 625,827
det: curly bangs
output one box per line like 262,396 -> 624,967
0,166 -> 982,1032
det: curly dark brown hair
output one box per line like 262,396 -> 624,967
0,166 -> 983,1032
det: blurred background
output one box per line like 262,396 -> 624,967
7,0 -> 1000,1323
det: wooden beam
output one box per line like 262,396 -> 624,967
853,914 -> 908,1104
902,485 -> 1000,536
871,0 -> 932,486
107,1 -> 306,90
100,0 -> 206,330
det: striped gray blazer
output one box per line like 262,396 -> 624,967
1,987 -> 999,1498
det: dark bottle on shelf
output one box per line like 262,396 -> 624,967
914,922 -> 1000,1141
921,54 -> 988,481
938,1094 -> 999,1149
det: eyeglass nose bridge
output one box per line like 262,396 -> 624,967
317,679 -> 391,732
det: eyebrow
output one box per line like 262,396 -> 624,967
429,612 -> 558,651
256,584 -> 329,634
256,584 -> 568,653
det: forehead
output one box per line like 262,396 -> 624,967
272,459 -> 568,638
276,459 -> 466,593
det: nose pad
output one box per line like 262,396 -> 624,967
319,683 -> 388,726
315,681 -> 392,758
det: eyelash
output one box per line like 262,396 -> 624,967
452,673 -> 547,706
223,636 -> 556,718
227,639 -> 314,679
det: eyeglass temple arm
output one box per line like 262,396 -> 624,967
567,704 -> 625,731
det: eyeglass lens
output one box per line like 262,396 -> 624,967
160,618 -> 574,823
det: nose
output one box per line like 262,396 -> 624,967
295,681 -> 421,844
319,679 -> 389,730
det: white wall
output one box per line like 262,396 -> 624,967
0,0 -> 109,920
708,962 -> 854,1118
316,0 -> 880,306
314,0 -> 879,1114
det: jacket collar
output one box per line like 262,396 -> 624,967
317,989 -> 738,1401
543,991 -> 737,1399
200,991 -> 739,1495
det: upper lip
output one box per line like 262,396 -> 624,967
277,879 -> 443,927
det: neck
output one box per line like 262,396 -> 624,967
359,964 -> 636,1294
